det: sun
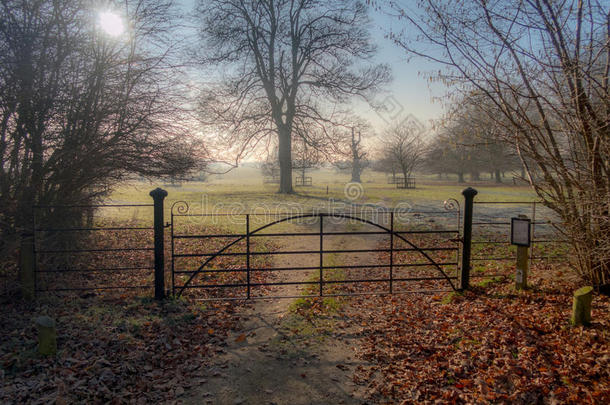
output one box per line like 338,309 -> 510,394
99,11 -> 124,37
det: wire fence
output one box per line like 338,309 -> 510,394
471,200 -> 569,278
33,204 -> 156,294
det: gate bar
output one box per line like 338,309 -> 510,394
173,261 -> 459,274
172,229 -> 459,238
173,246 -> 457,258
183,276 -> 459,289
246,214 -> 251,299
390,212 -> 394,294
319,214 -> 323,296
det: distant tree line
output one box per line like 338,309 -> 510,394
372,106 -> 521,185
424,99 -> 521,183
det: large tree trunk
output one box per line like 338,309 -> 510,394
350,128 -> 362,182
351,166 -> 361,183
278,128 -> 293,193
402,169 -> 409,187
494,169 -> 502,183
351,158 -> 361,183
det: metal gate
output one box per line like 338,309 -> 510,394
170,199 -> 466,301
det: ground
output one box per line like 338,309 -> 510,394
347,279 -> 610,403
2,170 -> 608,404
181,218 -> 381,405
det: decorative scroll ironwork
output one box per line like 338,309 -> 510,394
443,198 -> 460,213
171,201 -> 189,215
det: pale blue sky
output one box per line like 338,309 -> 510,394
178,0 -> 447,132
359,6 -> 447,129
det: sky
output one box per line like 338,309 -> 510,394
357,6 -> 447,130
177,0 -> 448,133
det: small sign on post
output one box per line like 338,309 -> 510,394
510,216 -> 531,247
511,215 -> 531,290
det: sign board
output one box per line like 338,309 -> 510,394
510,217 -> 531,247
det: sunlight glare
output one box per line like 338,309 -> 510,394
99,11 -> 124,37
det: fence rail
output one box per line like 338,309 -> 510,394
295,176 -> 312,186
387,176 -> 416,189
396,177 -> 416,189
262,176 -> 280,184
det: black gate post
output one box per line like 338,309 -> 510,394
460,187 -> 478,290
150,188 -> 168,300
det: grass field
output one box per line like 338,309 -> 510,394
107,167 -> 537,220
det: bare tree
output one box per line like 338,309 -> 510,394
373,152 -> 398,183
195,0 -> 389,193
0,0 -> 200,234
292,140 -> 321,184
425,130 -> 472,183
260,151 -> 280,181
382,122 -> 426,184
430,97 -> 521,183
347,128 -> 368,183
389,0 -> 610,286
334,126 -> 369,183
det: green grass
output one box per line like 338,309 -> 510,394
269,252 -> 348,349
288,252 -> 346,314
440,290 -> 463,304
106,167 -> 537,224
475,276 -> 505,288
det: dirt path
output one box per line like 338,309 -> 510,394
183,220 -> 384,405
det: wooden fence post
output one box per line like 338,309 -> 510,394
571,286 -> 593,326
19,233 -> 35,300
515,215 -> 530,290
36,316 -> 56,356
